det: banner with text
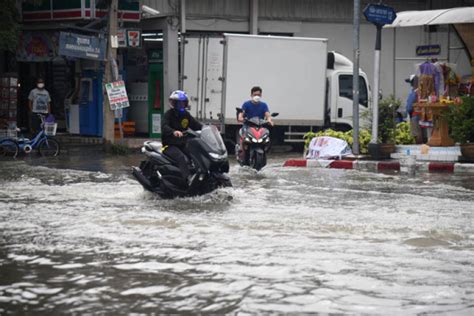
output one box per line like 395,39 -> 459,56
105,81 -> 130,111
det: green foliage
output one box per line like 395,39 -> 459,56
444,96 -> 474,143
395,121 -> 416,145
0,0 -> 20,52
377,96 -> 401,144
360,95 -> 401,144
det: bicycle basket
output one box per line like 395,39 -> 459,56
0,129 -> 18,139
44,123 -> 57,136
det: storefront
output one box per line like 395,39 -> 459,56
13,31 -> 75,132
125,34 -> 164,138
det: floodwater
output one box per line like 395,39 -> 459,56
0,152 -> 473,314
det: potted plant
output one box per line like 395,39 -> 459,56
367,96 -> 401,160
444,96 -> 474,160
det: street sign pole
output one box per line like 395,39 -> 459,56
371,24 -> 382,144
363,3 -> 396,145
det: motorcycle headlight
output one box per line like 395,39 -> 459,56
209,152 -> 228,160
252,138 -> 258,143
258,139 -> 263,143
245,137 -> 251,142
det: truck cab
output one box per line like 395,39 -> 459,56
326,52 -> 371,131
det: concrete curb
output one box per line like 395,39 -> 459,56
283,159 -> 474,174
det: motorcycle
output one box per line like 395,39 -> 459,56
235,108 -> 279,171
132,125 -> 232,199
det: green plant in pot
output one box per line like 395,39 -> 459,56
444,96 -> 474,160
365,95 -> 401,159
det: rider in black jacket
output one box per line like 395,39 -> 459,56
162,90 -> 202,186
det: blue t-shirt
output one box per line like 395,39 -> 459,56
406,89 -> 417,116
241,101 -> 269,120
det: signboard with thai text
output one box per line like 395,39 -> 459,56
416,44 -> 441,56
363,3 -> 397,26
59,32 -> 106,61
105,81 -> 130,111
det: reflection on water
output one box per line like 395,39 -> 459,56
0,155 -> 473,314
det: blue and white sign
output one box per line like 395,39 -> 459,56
416,44 -> 441,56
59,32 -> 106,61
363,4 -> 397,26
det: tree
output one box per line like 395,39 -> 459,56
0,0 -> 20,52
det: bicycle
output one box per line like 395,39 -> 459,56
0,128 -> 19,158
0,114 -> 60,157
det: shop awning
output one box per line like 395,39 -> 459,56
384,7 -> 474,61
384,7 -> 474,28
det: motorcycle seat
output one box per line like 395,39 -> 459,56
144,141 -> 162,153
162,150 -> 192,166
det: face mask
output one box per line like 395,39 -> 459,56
37,83 -> 45,89
252,95 -> 261,103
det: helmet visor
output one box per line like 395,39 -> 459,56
174,100 -> 188,109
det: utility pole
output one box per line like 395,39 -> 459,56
352,0 -> 360,155
103,0 -> 118,145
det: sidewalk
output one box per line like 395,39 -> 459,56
285,144 -> 474,174
55,134 -> 149,148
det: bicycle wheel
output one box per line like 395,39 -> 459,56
38,138 -> 60,157
0,139 -> 19,158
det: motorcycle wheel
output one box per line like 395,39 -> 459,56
251,151 -> 266,171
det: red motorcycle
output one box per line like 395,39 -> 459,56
235,108 -> 278,171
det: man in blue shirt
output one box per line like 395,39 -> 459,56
237,86 -> 273,126
405,75 -> 422,144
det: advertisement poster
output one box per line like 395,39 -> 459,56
117,29 -> 127,48
16,32 -> 58,62
105,80 -> 130,111
152,113 -> 161,134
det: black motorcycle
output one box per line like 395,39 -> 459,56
132,125 -> 232,199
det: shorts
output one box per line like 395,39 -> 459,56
410,115 -> 421,137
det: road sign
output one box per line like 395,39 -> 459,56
363,3 -> 397,26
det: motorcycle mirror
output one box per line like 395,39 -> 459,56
235,107 -> 243,120
271,112 -> 279,117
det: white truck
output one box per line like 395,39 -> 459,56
182,33 -> 370,146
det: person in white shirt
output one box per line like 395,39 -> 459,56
28,78 -> 51,133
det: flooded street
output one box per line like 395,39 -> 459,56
0,153 -> 473,314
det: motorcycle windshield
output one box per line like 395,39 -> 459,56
247,117 -> 265,126
200,125 -> 226,152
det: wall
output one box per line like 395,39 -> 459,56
141,0 -> 473,106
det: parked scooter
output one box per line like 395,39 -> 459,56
235,108 -> 279,171
132,125 -> 232,199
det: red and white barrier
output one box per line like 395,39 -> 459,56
283,159 -> 474,174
